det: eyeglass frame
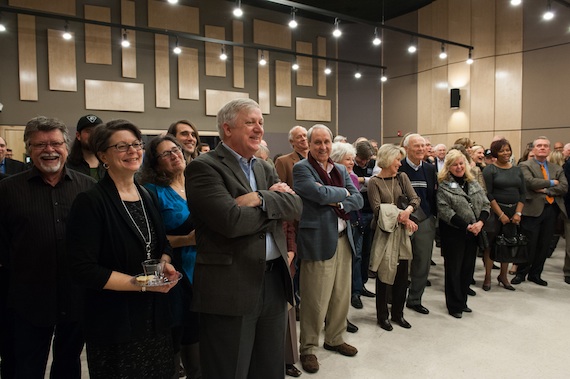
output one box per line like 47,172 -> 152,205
157,146 -> 183,160
106,141 -> 145,152
28,141 -> 67,150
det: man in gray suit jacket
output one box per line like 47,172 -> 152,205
293,124 -> 363,374
513,137 -> 568,286
186,99 -> 303,379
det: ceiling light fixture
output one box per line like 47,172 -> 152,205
173,37 -> 182,54
354,67 -> 362,79
167,0 -> 179,4
408,37 -> 417,53
439,43 -> 447,59
121,29 -> 130,48
0,13 -> 5,32
259,52 -> 267,66
288,8 -> 298,29
324,66 -> 332,75
466,49 -> 473,64
381,69 -> 387,82
292,61 -> 299,70
220,45 -> 228,61
511,0 -> 522,5
62,21 -> 72,40
233,0 -> 243,17
332,18 -> 342,38
372,27 -> 381,46
543,0 -> 554,20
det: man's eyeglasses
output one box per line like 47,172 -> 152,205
157,146 -> 183,159
106,141 -> 144,152
29,141 -> 66,150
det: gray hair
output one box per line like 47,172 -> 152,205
288,125 -> 305,143
307,124 -> 333,143
330,142 -> 356,163
376,144 -> 406,169
402,133 -> 423,148
533,136 -> 550,147
217,98 -> 261,139
333,135 -> 347,143
24,116 -> 70,154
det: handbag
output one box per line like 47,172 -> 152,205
493,226 -> 528,263
477,230 -> 490,250
395,174 -> 428,224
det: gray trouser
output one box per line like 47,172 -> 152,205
407,216 -> 436,306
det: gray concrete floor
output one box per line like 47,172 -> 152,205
48,238 -> 570,378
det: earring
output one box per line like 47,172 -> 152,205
103,163 -> 109,169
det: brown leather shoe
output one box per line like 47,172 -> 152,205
300,354 -> 319,373
323,342 -> 358,357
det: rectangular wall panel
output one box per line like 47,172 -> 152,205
205,25 -> 226,77
121,0 -> 137,78
495,54 -> 522,131
18,14 -> 38,101
85,5 -> 112,65
296,41 -> 313,87
275,61 -> 291,107
317,37 -> 327,97
470,57 -> 495,132
258,50 -> 270,114
233,21 -> 245,88
155,34 -> 170,108
296,98 -> 331,122
9,0 -> 75,15
47,29 -> 77,92
253,19 -> 291,50
179,47 -> 199,100
85,80 -> 144,112
205,89 -> 249,116
148,0 -> 199,34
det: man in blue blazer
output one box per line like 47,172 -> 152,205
293,124 -> 363,374
186,99 -> 302,379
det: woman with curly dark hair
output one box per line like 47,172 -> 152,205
140,135 -> 201,379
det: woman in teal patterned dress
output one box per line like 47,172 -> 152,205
140,135 -> 201,379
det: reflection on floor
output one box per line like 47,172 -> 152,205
48,239 -> 570,378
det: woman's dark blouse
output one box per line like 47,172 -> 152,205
482,164 -> 526,204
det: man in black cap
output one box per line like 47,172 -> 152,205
66,114 -> 105,180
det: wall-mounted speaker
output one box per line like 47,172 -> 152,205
450,88 -> 460,109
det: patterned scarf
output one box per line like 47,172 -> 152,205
307,153 -> 350,220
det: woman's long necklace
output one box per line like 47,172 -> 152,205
121,186 -> 152,259
380,175 -> 395,205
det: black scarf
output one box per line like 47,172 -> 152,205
308,153 -> 350,220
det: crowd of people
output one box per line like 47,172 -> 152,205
1,102 -> 569,378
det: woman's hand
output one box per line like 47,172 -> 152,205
467,221 -> 484,236
398,206 -> 412,224
510,213 -> 521,225
498,213 -> 510,225
146,262 -> 178,293
404,219 -> 418,233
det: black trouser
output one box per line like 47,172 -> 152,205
0,266 -> 15,379
519,204 -> 559,278
376,260 -> 409,321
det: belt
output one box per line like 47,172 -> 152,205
265,258 -> 281,271
339,229 -> 347,238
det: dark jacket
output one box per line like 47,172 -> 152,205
67,174 -> 172,344
2,158 -> 26,176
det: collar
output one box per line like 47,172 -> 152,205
406,157 -> 422,171
222,142 -> 257,165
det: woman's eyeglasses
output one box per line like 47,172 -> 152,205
106,141 -> 144,152
157,146 -> 183,159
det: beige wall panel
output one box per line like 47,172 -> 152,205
147,0 -> 199,34
472,0 -> 495,59
253,19 -> 291,50
431,67 -> 449,134
85,5 -> 111,65
447,0 -> 471,65
317,37 -> 327,96
417,71 -> 433,135
205,25 -> 226,77
155,34 -> 170,108
428,0 -> 448,69
18,15 -> 38,101
418,4 -> 433,73
296,41 -> 313,87
275,61 -> 291,107
0,126 -> 26,162
495,54 -> 522,131
296,98 -> 331,122
470,57 -> 495,132
496,0 -> 522,55
205,90 -> 249,116
85,80 -> 144,112
233,21 -> 245,88
178,47 -> 199,100
9,0 -> 75,15
448,61 -> 470,133
121,0 -> 137,78
258,50 -> 270,114
47,29 -> 77,92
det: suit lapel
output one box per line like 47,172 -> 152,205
217,144 -> 252,191
253,160 -> 267,190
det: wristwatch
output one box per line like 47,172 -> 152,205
515,212 -> 522,217
257,191 -> 264,207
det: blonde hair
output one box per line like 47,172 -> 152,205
438,149 -> 474,183
376,144 -> 406,169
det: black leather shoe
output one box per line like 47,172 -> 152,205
463,306 -> 472,313
511,274 -> 526,285
426,279 -> 432,287
565,276 -> 570,285
449,312 -> 463,319
528,276 -> 548,286
346,319 -> 358,333
378,319 -> 393,331
406,303 -> 429,315
467,287 -> 476,296
361,287 -> 376,297
431,259 -> 436,266
391,317 -> 412,329
351,294 -> 363,309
